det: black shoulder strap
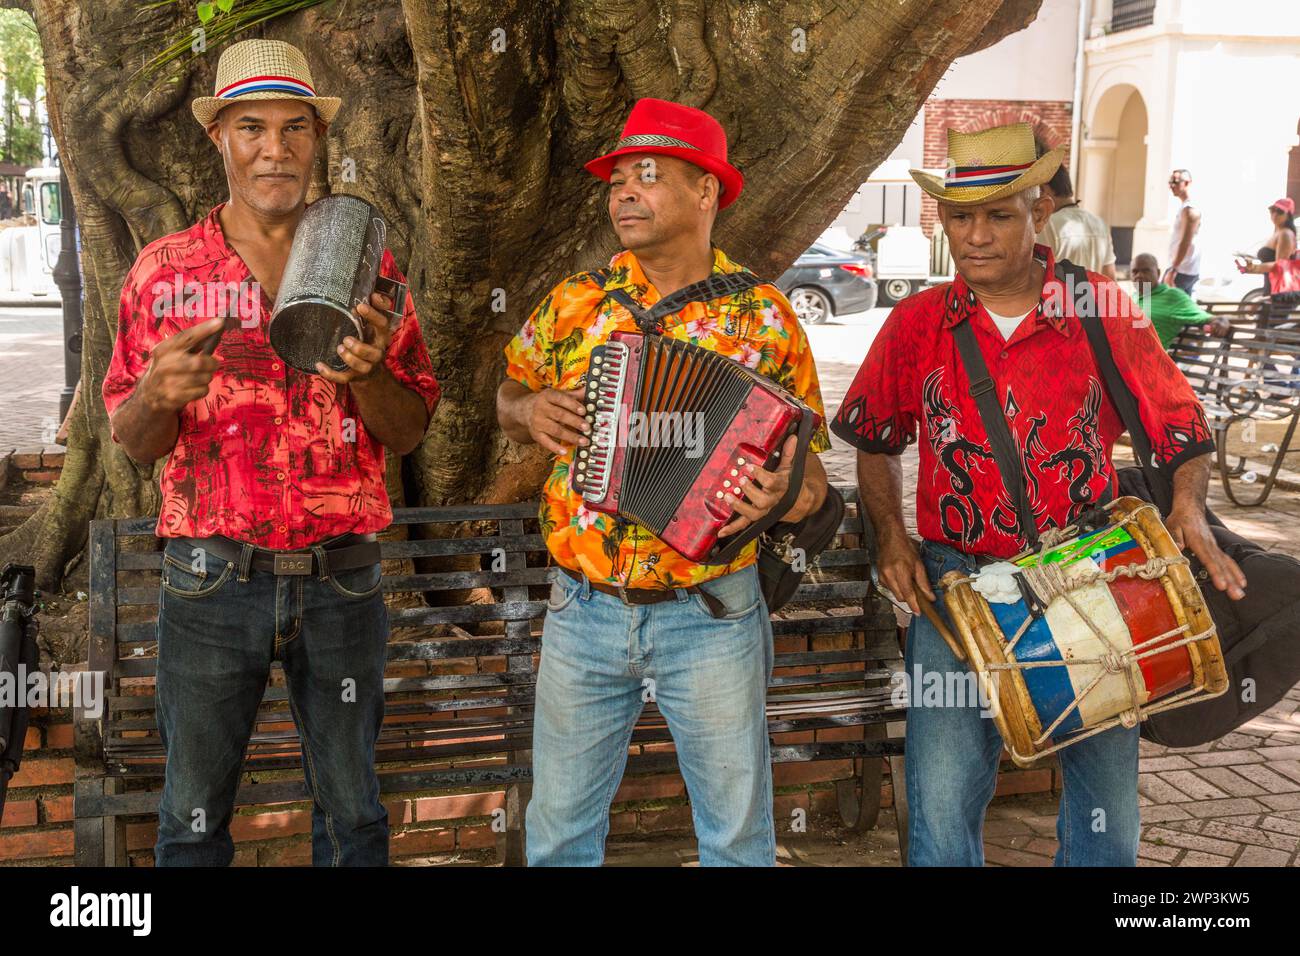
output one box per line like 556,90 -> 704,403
1056,258 -> 1175,513
591,270 -> 764,335
950,312 -> 1040,549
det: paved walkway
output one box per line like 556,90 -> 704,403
0,303 -> 68,452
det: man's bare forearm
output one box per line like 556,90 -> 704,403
351,366 -> 430,455
110,390 -> 181,464
1170,452 -> 1211,516
857,451 -> 909,544
497,379 -> 537,444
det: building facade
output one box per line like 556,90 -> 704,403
1079,0 -> 1300,277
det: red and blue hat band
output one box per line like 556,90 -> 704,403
944,161 -> 1035,189
217,74 -> 317,100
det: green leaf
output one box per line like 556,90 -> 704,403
196,2 -> 215,22
216,0 -> 236,11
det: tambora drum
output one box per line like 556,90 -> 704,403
940,497 -> 1228,766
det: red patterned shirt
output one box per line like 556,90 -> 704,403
103,201 -> 440,549
830,245 -> 1213,558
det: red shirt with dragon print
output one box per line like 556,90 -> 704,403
830,245 -> 1213,558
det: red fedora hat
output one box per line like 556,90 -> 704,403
584,98 -> 744,209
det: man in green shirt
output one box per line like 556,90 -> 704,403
1131,253 -> 1229,347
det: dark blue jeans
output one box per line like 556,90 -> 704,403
154,537 -> 390,866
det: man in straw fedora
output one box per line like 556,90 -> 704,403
830,122 -> 1245,866
102,38 -> 440,865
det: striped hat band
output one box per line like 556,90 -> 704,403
944,161 -> 1036,190
217,74 -> 318,100
615,133 -> 700,151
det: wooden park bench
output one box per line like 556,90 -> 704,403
1171,303 -> 1300,506
72,485 -> 908,866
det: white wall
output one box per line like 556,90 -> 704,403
1174,0 -> 1300,36
930,0 -> 1082,103
1160,38 -> 1300,278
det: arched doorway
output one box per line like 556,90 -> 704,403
1081,83 -> 1148,269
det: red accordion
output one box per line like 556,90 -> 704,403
571,330 -> 818,563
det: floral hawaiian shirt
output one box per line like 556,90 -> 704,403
504,247 -> 831,588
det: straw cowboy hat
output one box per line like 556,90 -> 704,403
584,98 -> 745,210
191,39 -> 341,126
911,122 -> 1064,205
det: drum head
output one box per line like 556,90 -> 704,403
268,299 -> 362,374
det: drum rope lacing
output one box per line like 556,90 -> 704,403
946,503 -> 1216,746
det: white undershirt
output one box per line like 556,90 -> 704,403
983,305 -> 1035,341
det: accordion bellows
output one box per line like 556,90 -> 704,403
572,330 -> 817,564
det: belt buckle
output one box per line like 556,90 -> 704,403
273,552 -> 313,576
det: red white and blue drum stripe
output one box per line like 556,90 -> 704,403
217,75 -> 317,100
987,527 -> 1194,739
944,161 -> 1035,189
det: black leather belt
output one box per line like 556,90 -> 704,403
559,566 -> 726,618
180,532 -> 381,577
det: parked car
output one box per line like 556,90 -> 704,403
774,242 -> 877,324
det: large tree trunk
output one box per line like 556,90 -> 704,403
0,0 -> 1043,587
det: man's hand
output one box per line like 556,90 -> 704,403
876,528 -> 934,616
137,316 -> 225,413
1165,506 -> 1247,600
524,388 -> 590,456
315,291 -> 395,384
1208,317 -> 1231,337
1161,268 -> 1177,286
717,434 -> 800,539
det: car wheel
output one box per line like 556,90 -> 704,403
790,286 -> 833,325
879,278 -> 915,307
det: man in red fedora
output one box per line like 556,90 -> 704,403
497,98 -> 831,866
103,38 -> 440,866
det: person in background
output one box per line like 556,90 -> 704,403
0,183 -> 12,221
1036,140 -> 1116,279
1130,253 -> 1229,348
1165,169 -> 1201,294
1254,198 -> 1297,292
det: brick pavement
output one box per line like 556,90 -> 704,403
0,304 -> 67,453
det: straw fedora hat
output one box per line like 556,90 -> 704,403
191,39 -> 341,126
911,122 -> 1064,205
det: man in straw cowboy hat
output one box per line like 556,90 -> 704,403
103,38 -> 440,865
497,97 -> 832,866
830,122 -> 1245,866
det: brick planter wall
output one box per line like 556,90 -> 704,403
0,708 -> 76,864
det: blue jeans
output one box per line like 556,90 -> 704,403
1172,271 -> 1199,295
904,540 -> 1140,867
154,537 -> 390,866
526,564 -> 775,866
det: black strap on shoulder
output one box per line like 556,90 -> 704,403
950,311 -> 1040,549
590,270 -> 763,335
1056,259 -> 1175,514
